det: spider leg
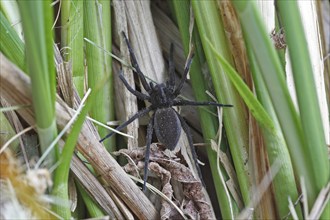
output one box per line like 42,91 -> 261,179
175,111 -> 205,186
99,107 -> 152,143
143,114 -> 154,192
173,52 -> 194,97
119,71 -> 150,101
173,99 -> 233,107
122,32 -> 151,93
167,43 -> 175,91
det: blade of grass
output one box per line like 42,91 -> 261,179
52,89 -> 110,218
83,0 -> 115,152
276,1 -> 329,217
248,43 -> 303,218
60,1 -> 115,215
75,181 -> 105,217
99,0 -> 115,151
59,3 -> 103,213
171,1 -> 239,217
52,89 -> 92,218
0,0 -> 23,37
17,0 -> 58,166
61,0 -> 85,98
277,0 -> 330,183
52,77 -> 124,218
192,0 -> 252,209
205,38 -> 274,133
232,1 -> 329,214
208,38 -> 303,217
0,11 -> 24,71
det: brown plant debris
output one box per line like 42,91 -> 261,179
114,144 -> 214,220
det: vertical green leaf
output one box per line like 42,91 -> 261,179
209,39 -> 303,218
17,0 -> 58,165
248,45 -> 303,218
276,1 -> 329,216
171,1 -> 239,218
232,1 -> 329,217
62,0 -> 85,97
192,0 -> 251,209
84,0 -> 114,151
0,11 -> 25,71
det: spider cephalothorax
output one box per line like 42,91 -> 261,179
100,32 -> 232,191
149,83 -> 176,108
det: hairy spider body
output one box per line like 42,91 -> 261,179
154,108 -> 181,150
148,83 -> 181,149
150,83 -> 175,105
100,32 -> 232,191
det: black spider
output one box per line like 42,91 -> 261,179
100,32 -> 233,191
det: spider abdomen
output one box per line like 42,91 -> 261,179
154,108 -> 181,150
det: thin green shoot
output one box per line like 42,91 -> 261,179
35,89 -> 91,169
205,36 -> 275,134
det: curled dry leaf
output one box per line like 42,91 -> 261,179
114,143 -> 215,219
149,162 -> 174,220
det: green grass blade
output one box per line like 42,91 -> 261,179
206,38 -> 274,133
232,1 -> 329,212
52,90 -> 91,218
0,11 -> 24,71
276,2 -> 329,216
209,39 -> 303,217
192,0 -> 252,209
17,0 -> 58,165
248,44 -> 303,218
171,1 -> 239,217
83,0 -> 114,151
52,48 -> 115,216
76,182 -> 105,217
62,0 -> 85,97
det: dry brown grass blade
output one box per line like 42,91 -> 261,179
70,155 -> 124,219
308,182 -> 330,219
112,0 -> 139,150
0,98 -> 31,167
54,45 -> 74,107
212,140 -> 243,209
0,53 -> 158,219
124,1 -> 165,85
151,4 -> 186,76
104,188 -> 134,220
219,1 -> 279,218
217,1 -> 252,89
249,121 -> 278,219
